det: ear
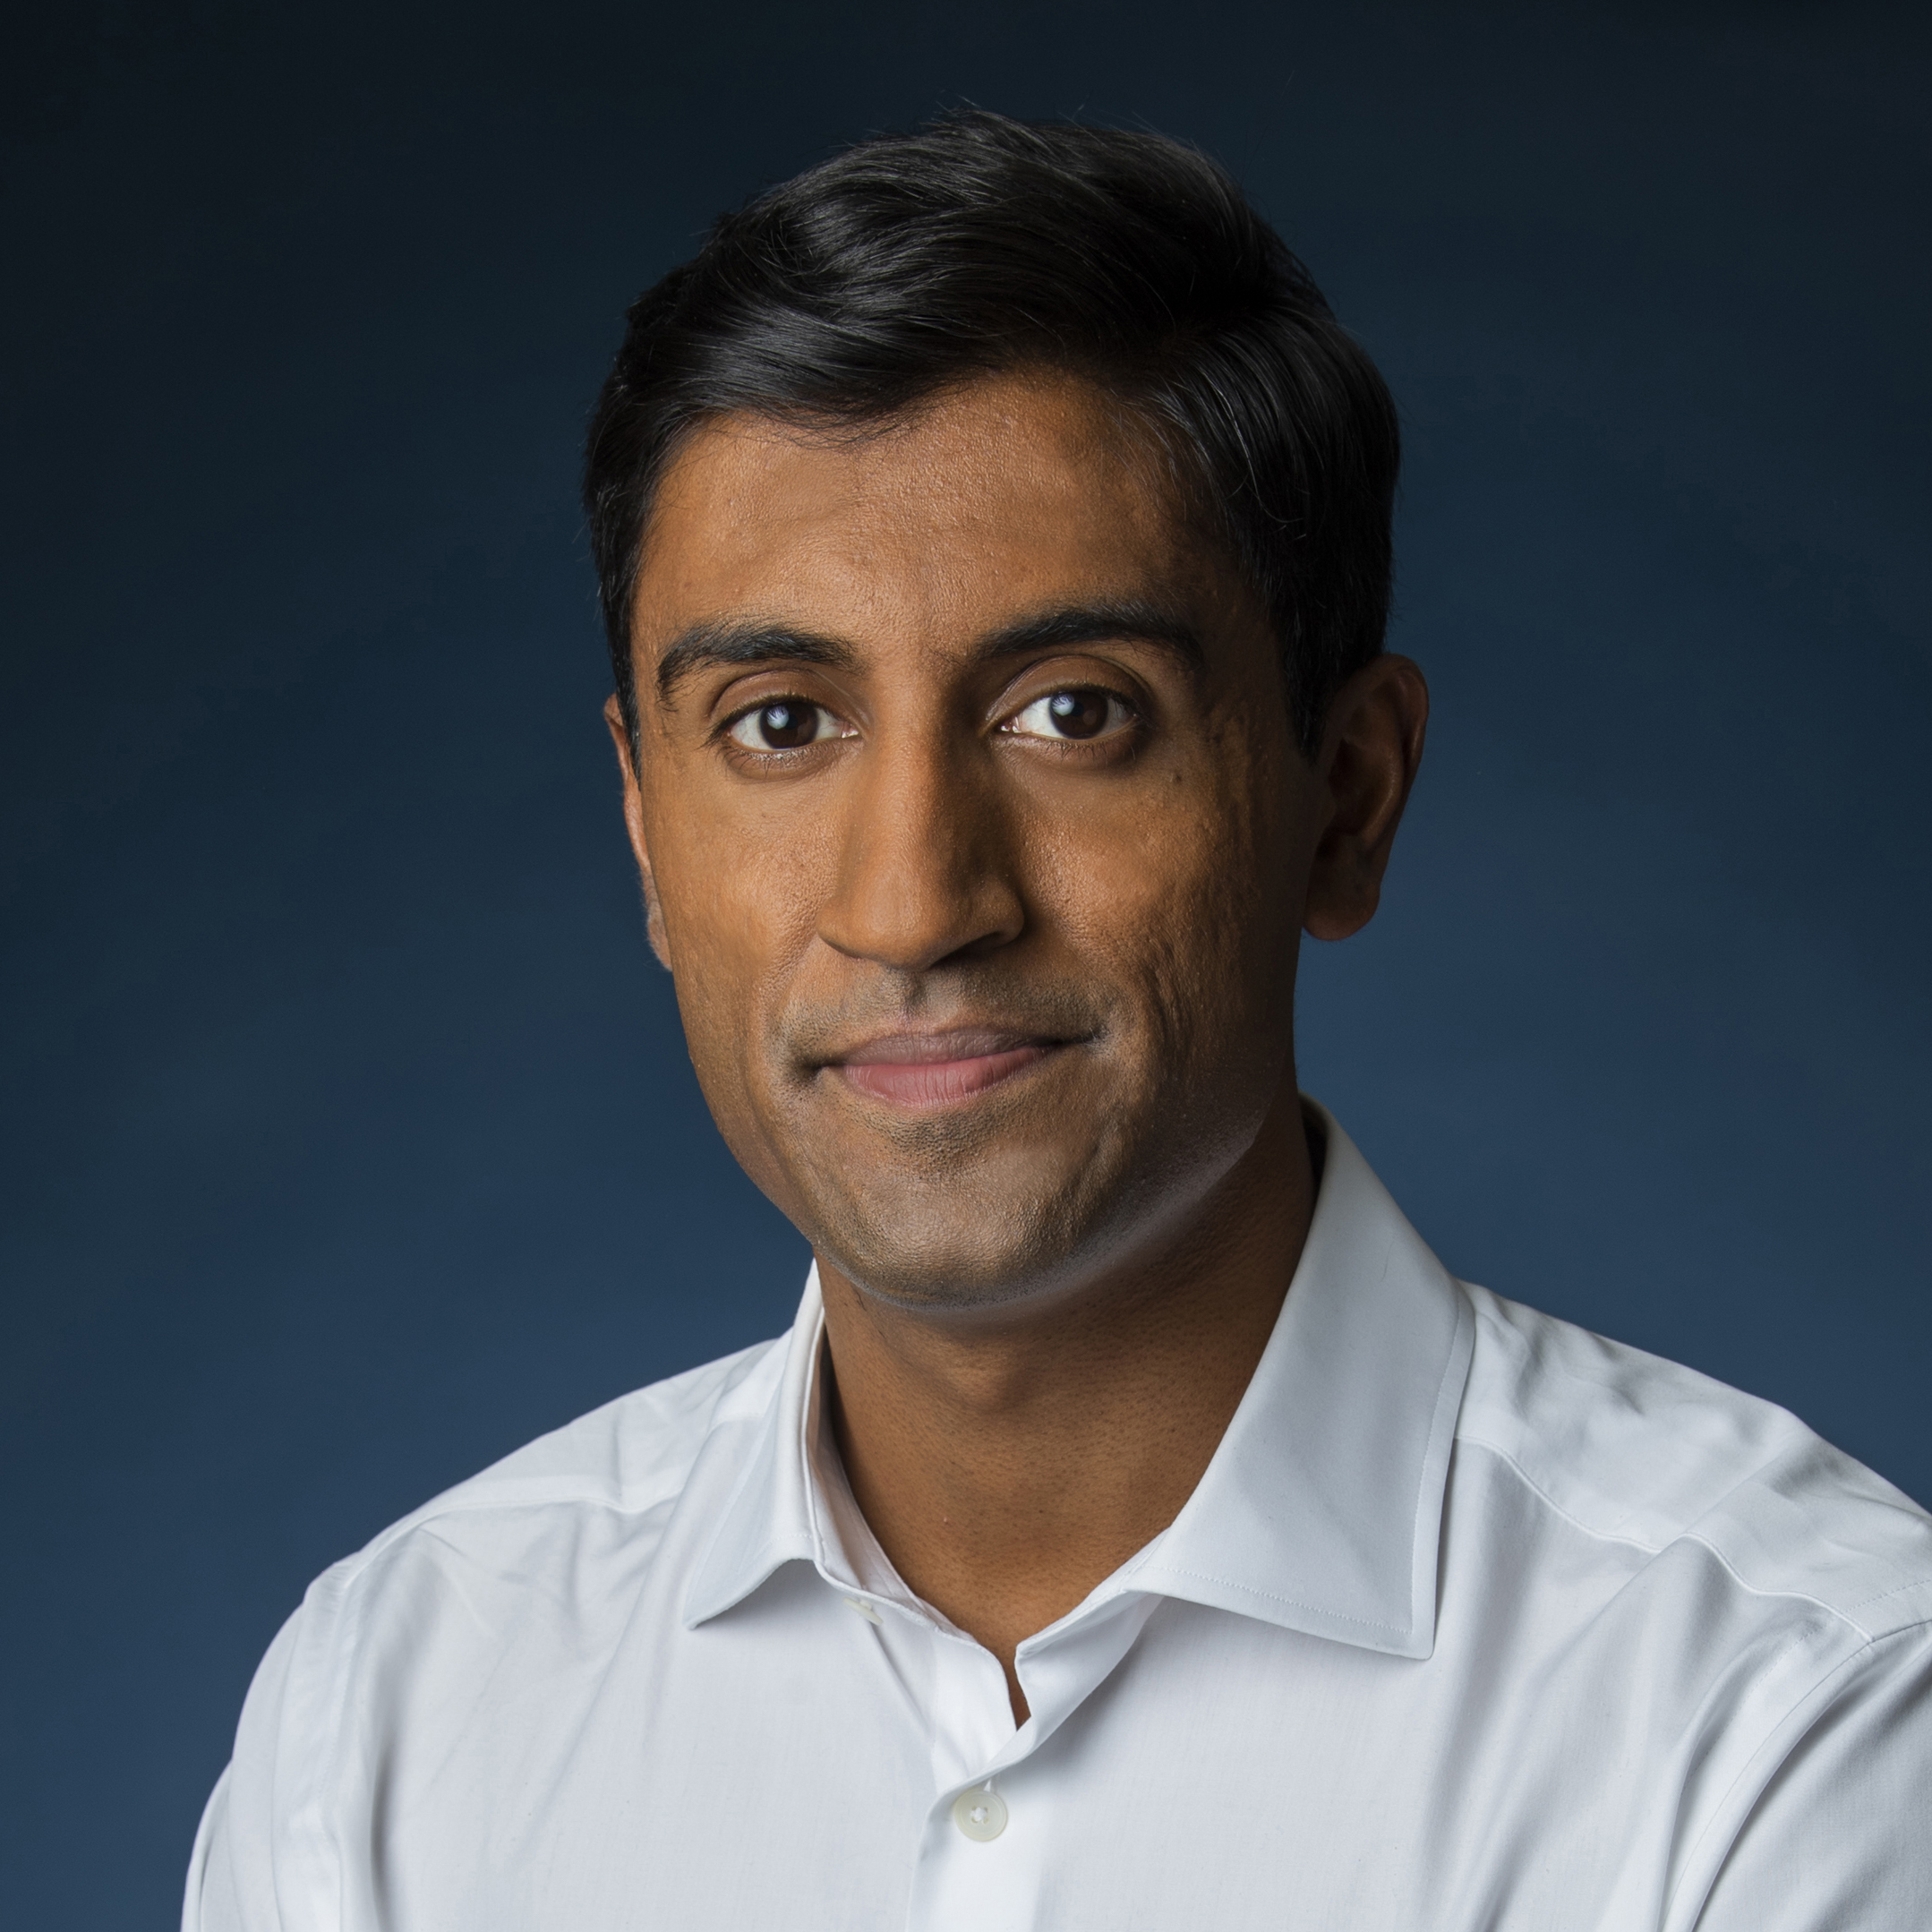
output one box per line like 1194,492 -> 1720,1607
1302,654 -> 1428,943
603,693 -> 673,971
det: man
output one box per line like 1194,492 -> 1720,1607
186,113 -> 1932,1931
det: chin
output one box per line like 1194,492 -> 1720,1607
800,1122 -> 1247,1316
795,1139 -> 1122,1312
737,1037 -> 1283,1313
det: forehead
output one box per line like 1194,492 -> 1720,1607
629,372 -> 1210,656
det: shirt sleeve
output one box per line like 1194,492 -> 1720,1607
182,1610 -> 304,1932
1692,1623 -> 1932,1930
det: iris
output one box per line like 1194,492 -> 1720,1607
1047,689 -> 1110,739
755,702 -> 819,748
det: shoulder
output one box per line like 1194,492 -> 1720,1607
186,1335 -> 791,1928
261,1330 -> 790,1695
321,1330 -> 785,1597
1440,1287 -> 1932,1932
1454,1280 -> 1932,1644
380,1333 -> 781,1533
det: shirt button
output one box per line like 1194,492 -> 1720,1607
951,1783 -> 1009,1842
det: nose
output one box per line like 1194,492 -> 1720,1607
816,727 -> 1025,971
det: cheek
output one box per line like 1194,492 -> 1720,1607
1031,760 -> 1295,1064
655,779 -> 833,975
647,801 -> 828,1160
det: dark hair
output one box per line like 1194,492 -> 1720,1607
584,110 -> 1399,757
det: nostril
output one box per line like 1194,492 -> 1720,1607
816,886 -> 1026,972
818,805 -> 1025,970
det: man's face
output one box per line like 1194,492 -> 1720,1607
618,372 -> 1332,1312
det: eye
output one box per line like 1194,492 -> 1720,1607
725,699 -> 849,752
1006,688 -> 1134,744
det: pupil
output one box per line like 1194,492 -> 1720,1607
1047,689 -> 1107,739
759,702 -> 814,748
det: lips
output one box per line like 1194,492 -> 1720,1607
828,1029 -> 1059,1108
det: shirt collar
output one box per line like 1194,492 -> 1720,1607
1126,1102 -> 1473,1658
684,1101 -> 1474,1660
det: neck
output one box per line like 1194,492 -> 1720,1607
818,1082 -> 1319,1722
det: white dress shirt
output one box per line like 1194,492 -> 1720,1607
185,1107 -> 1932,1931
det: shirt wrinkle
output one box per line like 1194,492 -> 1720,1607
184,1102 -> 1932,1932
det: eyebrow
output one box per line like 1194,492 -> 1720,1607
651,597 -> 1205,706
654,620 -> 858,705
977,600 -> 1206,674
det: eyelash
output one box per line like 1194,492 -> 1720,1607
716,684 -> 1143,759
1003,688 -> 1139,746
721,697 -> 851,755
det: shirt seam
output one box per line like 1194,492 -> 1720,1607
1842,1574 -> 1932,1620
1666,1625 -> 1928,1928
1460,1433 -> 1879,1640
320,1349 -> 786,1596
292,1347 -> 788,1883
325,1480 -> 698,1599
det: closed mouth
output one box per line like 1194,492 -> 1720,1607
825,1029 -> 1069,1109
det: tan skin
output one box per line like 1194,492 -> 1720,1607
607,370 -> 1425,1723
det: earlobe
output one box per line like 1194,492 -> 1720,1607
640,876 -> 673,973
604,693 -> 675,973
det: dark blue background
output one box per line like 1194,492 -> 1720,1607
4,3 -> 1928,1922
